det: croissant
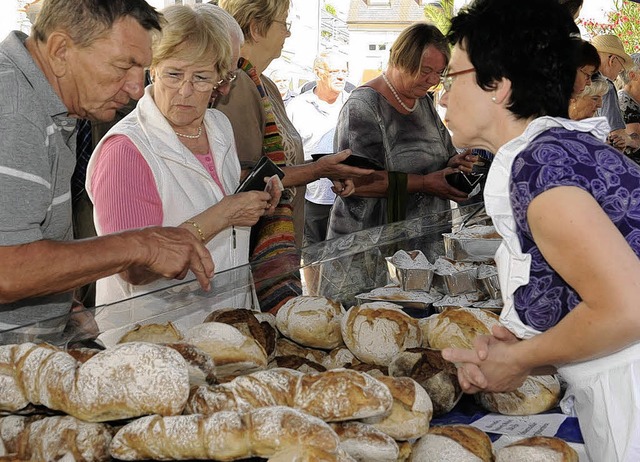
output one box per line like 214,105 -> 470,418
109,406 -> 340,461
0,342 -> 189,422
186,368 -> 393,422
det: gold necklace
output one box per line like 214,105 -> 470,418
382,72 -> 417,113
175,125 -> 202,139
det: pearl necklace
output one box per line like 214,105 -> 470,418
175,125 -> 202,140
382,72 -> 417,113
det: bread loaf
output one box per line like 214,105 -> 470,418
117,322 -> 183,344
204,308 -> 277,360
276,297 -> 345,349
476,375 -> 561,415
410,425 -> 493,462
109,406 -> 341,461
269,355 -> 326,374
331,421 -> 399,462
362,376 -> 432,441
322,348 -> 360,370
0,342 -> 189,422
420,307 -> 501,350
275,337 -> 328,363
268,446 -> 356,462
166,342 -> 218,386
348,362 -> 388,378
341,302 -> 422,366
187,368 -> 393,422
495,436 -> 578,462
66,347 -> 102,364
388,348 -> 462,416
184,322 -> 268,377
0,415 -> 112,462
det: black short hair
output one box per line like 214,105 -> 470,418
558,0 -> 583,19
447,0 -> 579,119
577,40 -> 601,70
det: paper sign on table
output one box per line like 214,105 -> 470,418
471,413 -> 568,438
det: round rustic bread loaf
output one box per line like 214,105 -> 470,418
476,375 -> 561,415
495,436 -> 578,462
410,424 -> 493,462
276,296 -> 345,349
184,322 -> 268,378
388,347 -> 462,416
341,302 -> 422,366
269,355 -> 327,374
204,308 -> 277,360
275,337 -> 328,363
268,445 -> 357,461
117,322 -> 183,344
362,376 -> 432,441
331,421 -> 399,462
420,307 -> 501,350
322,347 -> 360,370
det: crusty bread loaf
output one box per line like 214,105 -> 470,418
476,375 -> 561,416
117,322 -> 183,344
495,436 -> 578,462
187,368 -> 393,423
410,425 -> 493,462
204,308 -> 277,360
341,302 -> 422,366
322,347 -> 360,370
184,322 -> 268,378
66,347 -> 102,364
420,307 -> 501,350
331,421 -> 399,462
0,342 -> 189,422
165,342 -> 218,386
276,296 -> 345,350
348,362 -> 388,378
0,415 -> 112,462
275,337 -> 328,364
109,406 -> 341,461
268,446 -> 357,461
362,376 -> 432,441
388,348 -> 462,416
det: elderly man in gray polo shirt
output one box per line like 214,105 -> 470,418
0,0 -> 214,332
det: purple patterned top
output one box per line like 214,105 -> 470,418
509,127 -> 640,331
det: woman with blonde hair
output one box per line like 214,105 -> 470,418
87,5 -> 278,306
569,76 -> 608,120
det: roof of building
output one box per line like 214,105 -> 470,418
347,0 -> 428,25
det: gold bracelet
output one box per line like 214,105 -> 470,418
184,220 -> 205,243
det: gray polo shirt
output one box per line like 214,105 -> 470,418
597,77 -> 626,132
0,32 -> 76,333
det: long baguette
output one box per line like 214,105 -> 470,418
0,342 -> 189,422
109,406 -> 341,461
186,368 -> 393,422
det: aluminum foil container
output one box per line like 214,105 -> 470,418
385,256 -> 434,292
477,264 -> 501,300
355,286 -> 439,318
432,267 -> 479,296
443,225 -> 502,262
472,298 -> 504,315
432,292 -> 484,313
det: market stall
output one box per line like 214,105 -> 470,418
0,204 -> 586,461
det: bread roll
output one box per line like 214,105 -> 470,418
410,425 -> 493,462
269,355 -> 326,374
184,322 -> 268,377
388,348 -> 462,416
166,342 -> 218,386
204,308 -> 277,360
1,342 -> 189,422
495,436 -> 578,462
268,446 -> 356,462
0,415 -> 112,462
109,406 -> 340,461
476,375 -> 561,415
341,302 -> 422,366
187,368 -> 393,423
420,307 -> 501,350
275,337 -> 327,363
117,322 -> 183,344
362,376 -> 432,441
276,296 -> 345,349
322,348 -> 360,370
331,421 -> 398,462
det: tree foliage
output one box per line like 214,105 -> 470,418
581,0 -> 640,53
424,0 -> 455,35
324,2 -> 337,16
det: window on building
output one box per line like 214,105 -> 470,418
369,44 -> 376,51
378,44 -> 386,51
367,0 -> 391,5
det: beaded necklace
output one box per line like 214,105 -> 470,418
382,72 -> 417,113
175,125 -> 203,139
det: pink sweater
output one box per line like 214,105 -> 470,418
91,135 -> 225,234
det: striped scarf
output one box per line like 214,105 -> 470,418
239,58 -> 302,313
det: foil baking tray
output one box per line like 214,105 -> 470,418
355,286 -> 440,318
443,225 -> 502,262
385,250 -> 435,292
472,298 -> 504,315
432,292 -> 485,313
477,264 -> 501,300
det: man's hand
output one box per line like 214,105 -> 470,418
315,149 -> 375,180
124,227 -> 215,291
422,168 -> 470,202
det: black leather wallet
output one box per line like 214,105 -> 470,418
235,156 -> 285,193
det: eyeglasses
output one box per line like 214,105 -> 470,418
578,67 -> 593,81
156,70 -> 217,92
213,71 -> 238,91
273,20 -> 292,32
326,69 -> 348,76
440,67 -> 476,92
612,55 -> 626,70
